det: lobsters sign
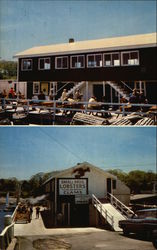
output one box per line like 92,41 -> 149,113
59,179 -> 87,195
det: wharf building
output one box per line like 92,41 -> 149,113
14,33 -> 157,104
43,162 -> 131,231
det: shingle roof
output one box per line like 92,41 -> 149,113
14,33 -> 157,58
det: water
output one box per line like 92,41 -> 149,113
0,204 -> 13,233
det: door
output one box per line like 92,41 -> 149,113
93,84 -> 103,101
62,203 -> 70,226
107,178 -> 112,194
70,204 -> 89,227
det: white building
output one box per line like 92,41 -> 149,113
44,162 -> 132,230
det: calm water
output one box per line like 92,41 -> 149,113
0,204 -> 12,233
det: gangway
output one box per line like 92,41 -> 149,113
92,194 -> 134,231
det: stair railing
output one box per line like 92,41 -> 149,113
57,81 -> 85,100
56,82 -> 71,96
120,81 -> 133,92
92,194 -> 114,227
67,81 -> 85,96
107,192 -> 135,218
106,81 -> 129,100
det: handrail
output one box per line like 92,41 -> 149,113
0,223 -> 14,250
56,82 -> 70,94
107,192 -> 135,218
92,194 -> 114,227
120,81 -> 133,92
0,98 -> 156,123
58,81 -> 85,100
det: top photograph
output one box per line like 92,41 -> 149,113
0,1 -> 156,126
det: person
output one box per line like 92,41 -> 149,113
74,89 -> 82,101
128,89 -> 140,111
101,96 -> 110,118
67,94 -> 75,105
29,206 -> 33,220
88,96 -> 97,109
43,88 -> 47,96
87,96 -> 100,115
18,91 -> 23,99
139,91 -> 148,104
0,91 -> 6,109
129,89 -> 139,104
139,91 -> 148,112
2,89 -> 7,98
36,206 -> 40,219
38,91 -> 45,100
61,89 -> 67,102
8,87 -> 16,99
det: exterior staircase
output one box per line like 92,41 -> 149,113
106,81 -> 132,101
57,81 -> 85,101
92,193 -> 135,231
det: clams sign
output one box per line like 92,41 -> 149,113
59,178 -> 87,195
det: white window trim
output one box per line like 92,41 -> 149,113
103,52 -> 120,67
87,54 -> 103,68
21,59 -> 32,71
55,56 -> 68,69
70,55 -> 85,69
121,50 -> 139,66
33,82 -> 40,95
38,57 -> 51,70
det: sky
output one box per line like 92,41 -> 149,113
0,0 -> 156,60
0,127 -> 156,180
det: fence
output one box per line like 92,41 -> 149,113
0,98 -> 156,125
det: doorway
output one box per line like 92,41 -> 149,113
41,82 -> 49,95
70,204 -> 89,226
62,203 -> 70,226
107,178 -> 112,194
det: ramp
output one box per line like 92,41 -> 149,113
102,203 -> 126,231
92,194 -> 126,231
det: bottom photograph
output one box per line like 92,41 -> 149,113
0,127 -> 156,250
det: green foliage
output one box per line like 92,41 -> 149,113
0,60 -> 17,79
0,169 -> 156,198
108,169 -> 156,194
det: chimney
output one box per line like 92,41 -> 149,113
69,38 -> 75,43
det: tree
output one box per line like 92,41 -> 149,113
0,60 -> 17,79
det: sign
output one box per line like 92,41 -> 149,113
75,195 -> 89,204
59,179 -> 87,195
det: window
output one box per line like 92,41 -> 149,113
112,180 -> 116,189
21,59 -> 32,70
87,54 -> 102,68
104,53 -> 120,67
71,55 -> 85,68
55,56 -> 68,69
33,82 -> 40,95
122,51 -> 139,66
39,58 -> 51,70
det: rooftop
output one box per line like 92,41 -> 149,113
14,33 -> 157,58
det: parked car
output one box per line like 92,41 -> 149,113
119,208 -> 157,237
